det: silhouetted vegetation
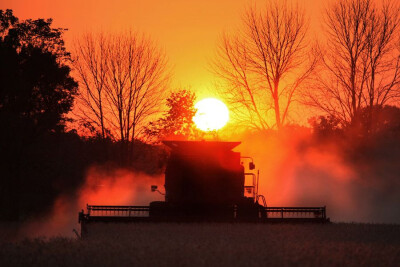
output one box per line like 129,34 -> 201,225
310,105 -> 400,144
145,89 -> 201,142
72,31 -> 170,164
305,0 -> 400,124
0,10 -> 78,220
213,0 -> 316,130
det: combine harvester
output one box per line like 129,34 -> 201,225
79,140 -> 329,237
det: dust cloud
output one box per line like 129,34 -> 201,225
235,129 -> 400,223
16,128 -> 400,240
18,166 -> 164,239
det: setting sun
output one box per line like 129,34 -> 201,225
193,98 -> 229,131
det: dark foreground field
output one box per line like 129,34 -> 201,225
1,223 -> 399,266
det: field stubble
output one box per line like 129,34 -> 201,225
0,223 -> 399,266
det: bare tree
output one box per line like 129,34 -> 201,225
364,2 -> 400,107
305,0 -> 400,124
73,32 -> 109,139
213,0 -> 315,131
73,31 -> 169,159
104,33 -> 169,143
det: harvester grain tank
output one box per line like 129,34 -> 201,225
79,140 -> 329,236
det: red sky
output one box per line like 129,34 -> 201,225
0,0 -> 322,101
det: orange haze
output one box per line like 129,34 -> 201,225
18,166 -> 164,239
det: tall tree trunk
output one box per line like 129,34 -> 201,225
273,82 -> 281,130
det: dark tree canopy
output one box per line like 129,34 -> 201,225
310,105 -> 400,141
350,105 -> 400,138
0,9 -> 77,221
0,9 -> 18,33
0,9 -> 77,136
1,9 -> 69,58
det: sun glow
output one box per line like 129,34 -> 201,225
193,98 -> 229,131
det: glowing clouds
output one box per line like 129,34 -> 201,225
193,98 -> 229,131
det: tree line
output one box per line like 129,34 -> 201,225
3,0 -> 400,147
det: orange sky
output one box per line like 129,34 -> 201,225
0,0 -> 322,101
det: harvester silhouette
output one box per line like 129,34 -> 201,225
79,141 -> 329,236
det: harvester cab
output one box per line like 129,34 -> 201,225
147,140 -> 262,220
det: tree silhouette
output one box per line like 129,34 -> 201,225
305,0 -> 400,125
213,0 -> 316,131
72,33 -> 108,139
0,10 -> 77,220
145,89 -> 200,142
73,32 -> 170,162
1,10 -> 69,59
0,10 -> 76,134
350,105 -> 400,138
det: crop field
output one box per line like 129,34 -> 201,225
0,223 -> 399,267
